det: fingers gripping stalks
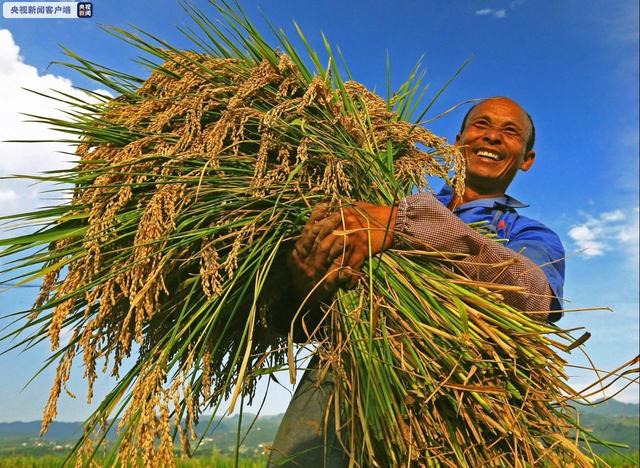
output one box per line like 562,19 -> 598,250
289,202 -> 398,308
290,204 -> 347,305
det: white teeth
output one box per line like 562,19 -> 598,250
477,150 -> 500,160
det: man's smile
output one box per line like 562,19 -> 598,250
474,148 -> 502,161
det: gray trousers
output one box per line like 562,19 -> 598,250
268,361 -> 350,467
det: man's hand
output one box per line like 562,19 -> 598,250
289,202 -> 398,305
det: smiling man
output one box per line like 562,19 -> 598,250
289,96 -> 564,318
457,97 -> 536,200
269,96 -> 565,467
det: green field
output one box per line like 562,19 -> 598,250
0,400 -> 637,466
0,454 -> 266,467
0,452 -> 637,467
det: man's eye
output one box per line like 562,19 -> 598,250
503,127 -> 520,137
472,120 -> 489,128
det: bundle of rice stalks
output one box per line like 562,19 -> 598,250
0,1 -> 608,466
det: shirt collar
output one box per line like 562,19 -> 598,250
435,184 -> 529,212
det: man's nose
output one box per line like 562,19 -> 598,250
482,127 -> 502,144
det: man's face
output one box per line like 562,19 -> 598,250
455,98 -> 535,195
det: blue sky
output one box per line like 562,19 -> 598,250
0,0 -> 638,422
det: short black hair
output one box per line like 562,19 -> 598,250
458,100 -> 536,153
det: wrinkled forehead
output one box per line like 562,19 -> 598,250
468,98 -> 530,129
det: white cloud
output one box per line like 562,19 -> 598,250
0,189 -> 18,202
618,224 -> 638,243
494,9 -> 507,18
568,207 -> 640,260
476,0 -> 526,19
568,225 -> 605,257
0,29 -> 110,216
475,8 -> 507,19
476,8 -> 507,19
600,209 -> 625,222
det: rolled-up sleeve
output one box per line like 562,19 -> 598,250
394,193 -> 560,318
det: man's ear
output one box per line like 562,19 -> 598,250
455,134 -> 461,146
520,150 -> 535,172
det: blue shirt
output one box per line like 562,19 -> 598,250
435,185 -> 565,321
